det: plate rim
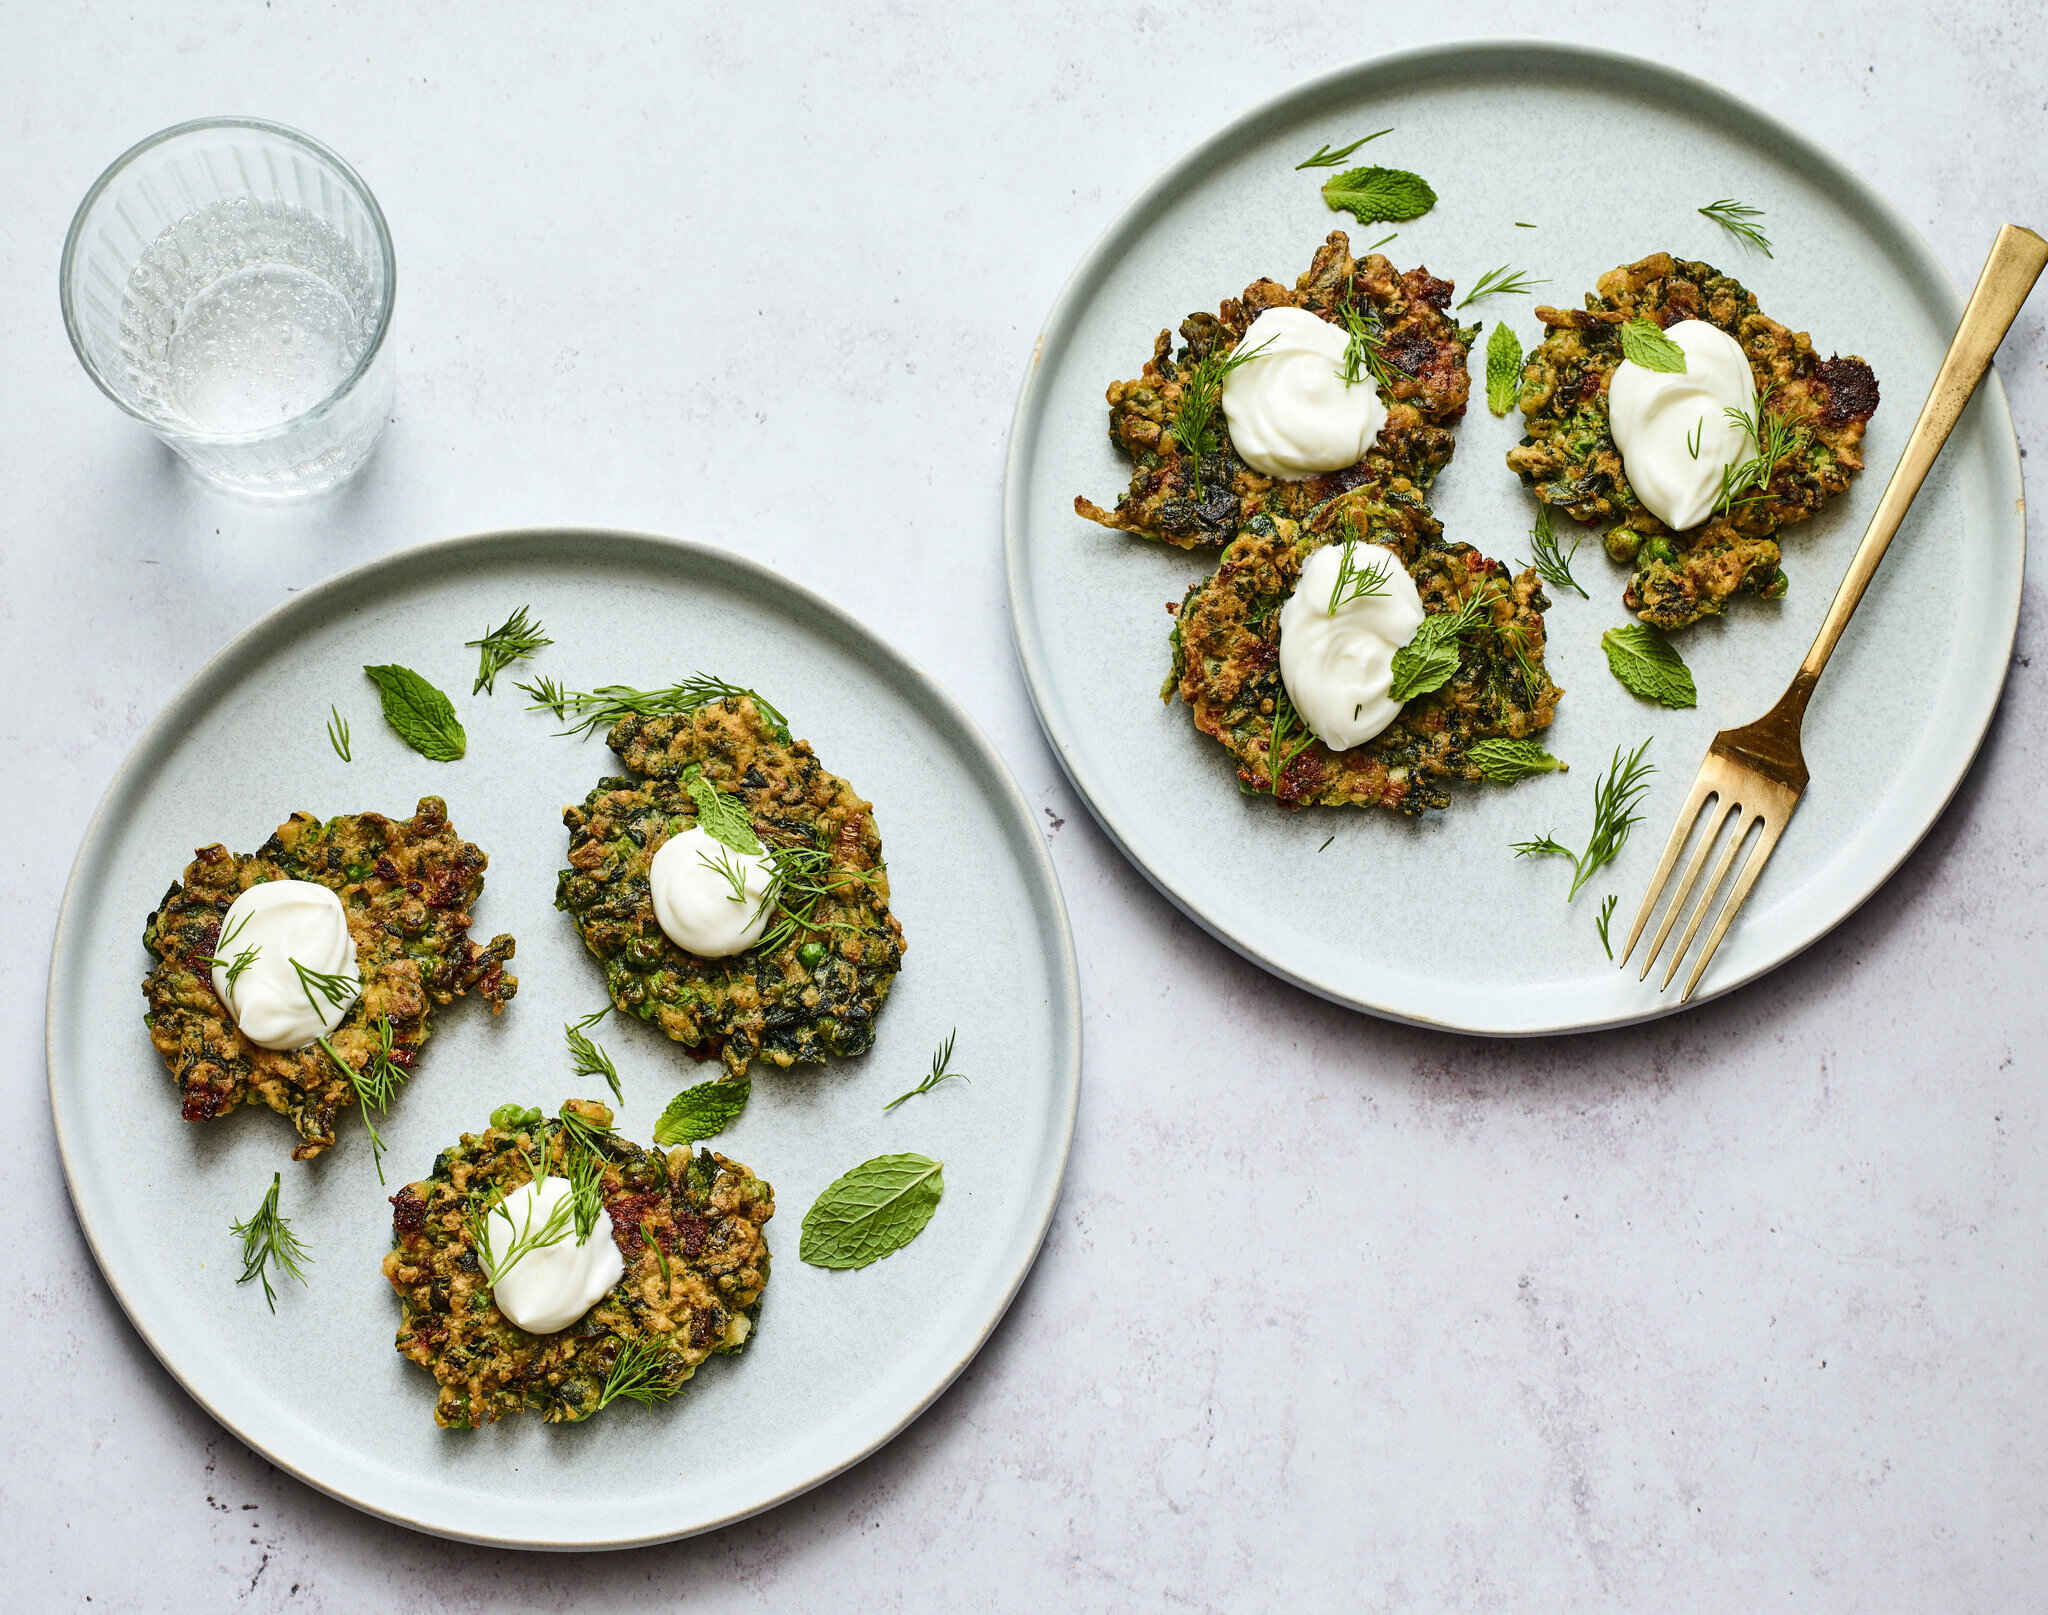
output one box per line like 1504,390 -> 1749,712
45,525 -> 1083,1549
1002,37 -> 2025,1036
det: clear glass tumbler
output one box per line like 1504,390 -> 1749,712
61,117 -> 396,498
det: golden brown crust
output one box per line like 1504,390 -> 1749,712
1075,233 -> 1476,550
140,797 -> 516,1160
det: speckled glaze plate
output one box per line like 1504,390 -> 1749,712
1004,41 -> 2025,1034
46,529 -> 1079,1548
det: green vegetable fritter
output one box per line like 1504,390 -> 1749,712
1166,486 -> 1562,815
1075,231 -> 1477,550
1506,251 -> 1879,629
382,1099 -> 772,1428
141,796 -> 516,1161
557,696 -> 905,1078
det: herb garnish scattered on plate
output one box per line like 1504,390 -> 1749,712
231,1172 -> 311,1312
800,1154 -> 945,1271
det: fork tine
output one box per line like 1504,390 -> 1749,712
1678,813 -> 1791,1002
1635,794 -> 1738,982
1661,810 -> 1757,991
1618,773 -> 1716,969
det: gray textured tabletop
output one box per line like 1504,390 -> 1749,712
8,3 -> 2045,1609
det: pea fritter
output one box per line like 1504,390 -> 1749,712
1506,252 -> 1879,629
1075,232 -> 1477,550
1166,486 -> 1562,815
141,796 -> 516,1161
556,696 -> 904,1077
382,1100 -> 772,1428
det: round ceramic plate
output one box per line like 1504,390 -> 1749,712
46,529 -> 1079,1548
1005,41 -> 2025,1034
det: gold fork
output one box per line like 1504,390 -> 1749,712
1620,223 -> 2048,1001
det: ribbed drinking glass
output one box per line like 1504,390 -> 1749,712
61,117 -> 396,497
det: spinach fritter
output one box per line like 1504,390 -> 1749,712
1506,252 -> 1879,629
1167,488 -> 1562,815
1075,232 -> 1477,550
141,796 -> 516,1161
556,696 -> 904,1077
382,1099 -> 772,1428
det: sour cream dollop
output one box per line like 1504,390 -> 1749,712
211,879 -> 360,1051
1607,318 -> 1756,531
1220,307 -> 1388,480
1278,541 -> 1427,750
483,1176 -> 624,1335
648,825 -> 773,958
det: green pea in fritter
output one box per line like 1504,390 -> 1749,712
382,1099 -> 772,1428
141,796 -> 516,1161
556,696 -> 904,1078
1075,231 -> 1477,550
1505,251 -> 1879,630
1166,486 -> 1562,816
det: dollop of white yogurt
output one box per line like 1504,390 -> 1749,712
1607,318 -> 1756,531
1220,307 -> 1388,480
483,1176 -> 624,1335
648,825 -> 773,958
1278,541 -> 1427,750
210,879 -> 360,1051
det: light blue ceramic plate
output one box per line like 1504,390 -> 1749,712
46,529 -> 1080,1547
1005,41 -> 2024,1034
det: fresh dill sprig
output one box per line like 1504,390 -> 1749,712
696,843 -> 757,906
756,842 -> 882,958
1336,300 -> 1394,392
230,1171 -> 311,1312
1596,893 -> 1619,959
1716,388 -> 1807,517
597,1337 -> 691,1411
326,706 -> 351,762
1367,232 -> 1398,252
554,1101 -> 617,1159
1698,198 -> 1772,257
1267,689 -> 1316,796
291,956 -> 357,1018
1456,265 -> 1548,309
516,674 -> 568,720
564,1130 -> 606,1242
1512,739 -> 1656,901
466,1135 -> 573,1286
1514,221 -> 1538,229
314,1023 -> 404,1184
642,1219 -> 672,1295
565,1011 -> 622,1103
198,913 -> 261,989
467,605 -> 552,696
1172,334 -> 1276,493
1296,129 -> 1392,169
884,1029 -> 969,1112
523,673 -> 792,743
1326,536 -> 1393,614
1686,418 -> 1704,460
1518,505 -> 1586,599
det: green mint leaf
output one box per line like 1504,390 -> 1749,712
685,777 -> 764,854
1467,739 -> 1567,783
1485,321 -> 1523,417
1601,624 -> 1698,708
651,1076 -> 750,1146
1388,616 -> 1463,704
1618,317 -> 1686,374
362,664 -> 466,761
1320,165 -> 1437,226
799,1153 -> 945,1271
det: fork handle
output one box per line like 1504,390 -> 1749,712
1798,224 -> 2048,686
